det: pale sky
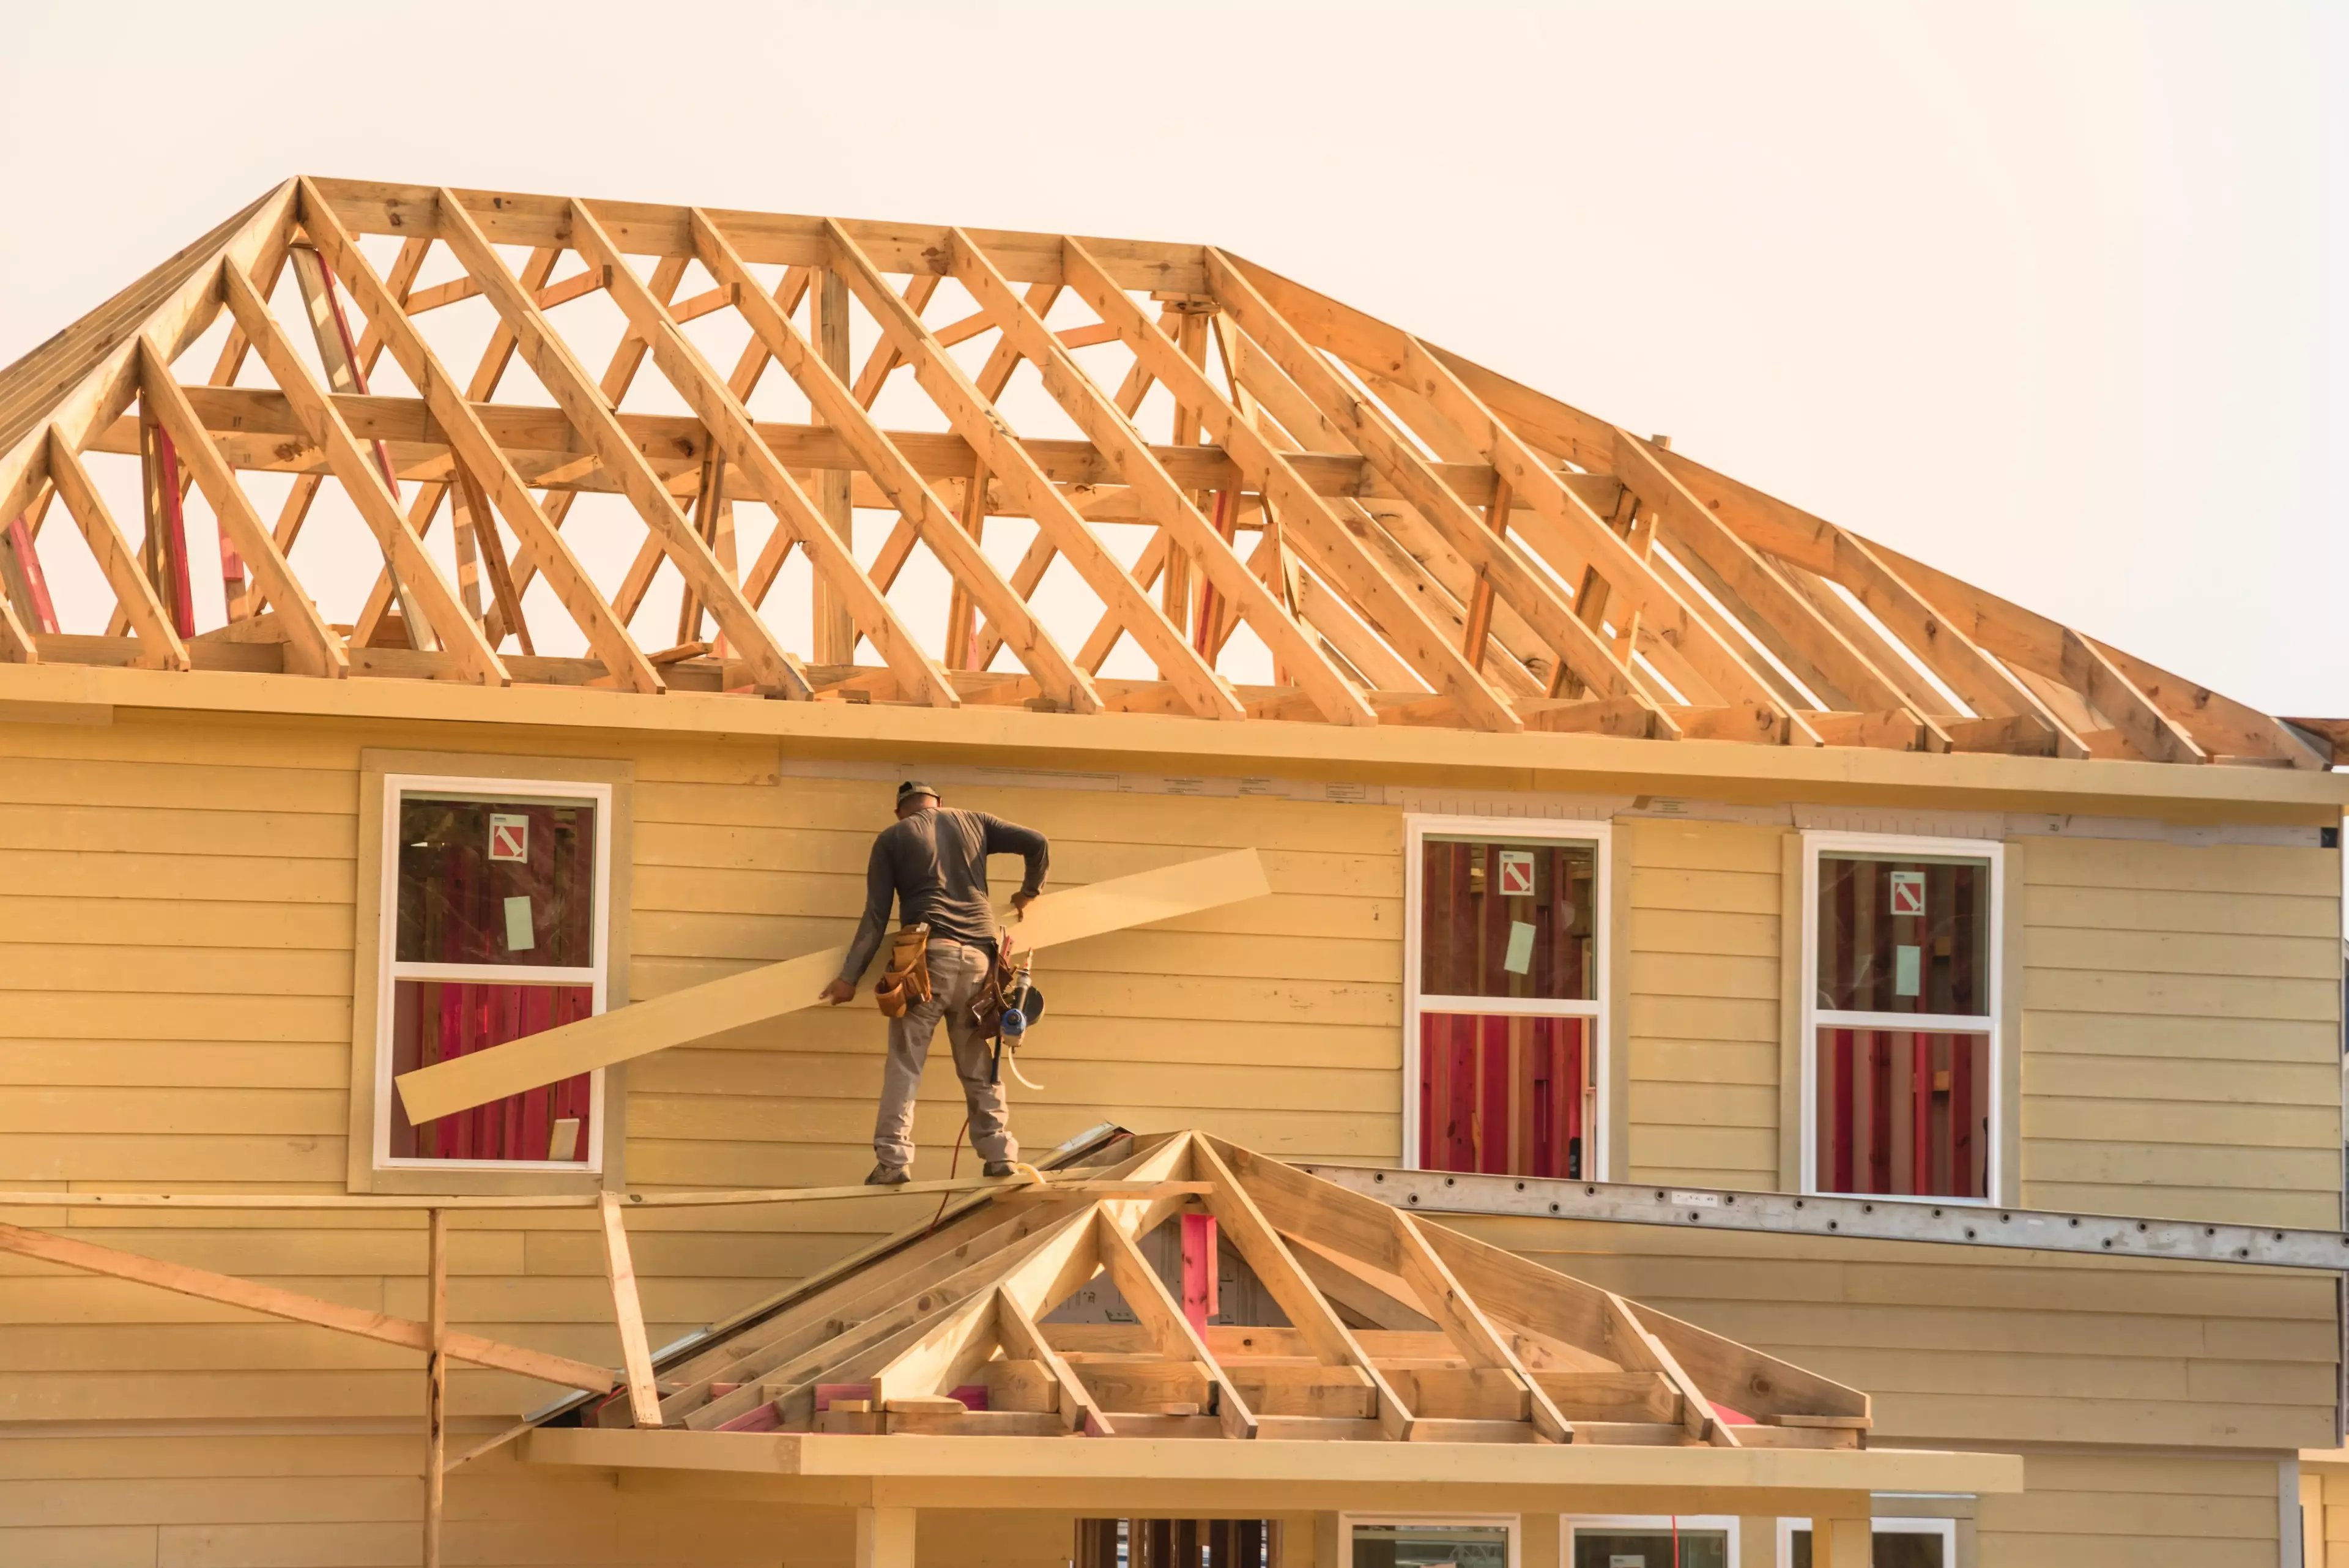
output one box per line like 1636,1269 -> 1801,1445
4,1 -> 2343,716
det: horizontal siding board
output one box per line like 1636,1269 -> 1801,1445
2025,880 -> 2339,938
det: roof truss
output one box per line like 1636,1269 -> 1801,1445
636,1131 -> 1873,1446
0,176 -> 2314,765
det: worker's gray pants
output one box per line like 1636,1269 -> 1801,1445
872,939 -> 1017,1173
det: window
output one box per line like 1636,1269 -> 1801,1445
1406,818 -> 1607,1180
1567,1517 -> 1735,1568
372,775 -> 614,1170
1344,1517 -> 1513,1568
1780,1517 -> 1954,1567
1802,833 -> 2002,1203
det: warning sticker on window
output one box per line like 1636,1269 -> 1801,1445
1888,869 -> 1926,917
488,813 -> 529,863
1496,849 -> 1536,898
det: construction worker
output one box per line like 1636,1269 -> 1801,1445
818,780 -> 1048,1186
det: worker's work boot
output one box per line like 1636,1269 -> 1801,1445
982,1161 -> 1018,1178
864,1164 -> 910,1186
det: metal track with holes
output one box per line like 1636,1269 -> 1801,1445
1296,1164 -> 2349,1273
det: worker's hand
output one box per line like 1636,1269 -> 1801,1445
817,978 -> 856,1006
1009,891 -> 1037,920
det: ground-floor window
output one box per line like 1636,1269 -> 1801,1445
1566,1516 -> 1734,1568
1781,1517 -> 1954,1567
1344,1515 -> 1515,1568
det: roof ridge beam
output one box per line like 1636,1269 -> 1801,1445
571,201 -> 957,710
952,230 -> 1375,728
818,218 -> 1241,721
425,187 -> 804,697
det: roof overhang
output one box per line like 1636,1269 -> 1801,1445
519,1425 -> 2024,1511
4,660 -> 2344,819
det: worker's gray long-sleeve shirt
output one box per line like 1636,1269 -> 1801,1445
837,808 -> 1049,985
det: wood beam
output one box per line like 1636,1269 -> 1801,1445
1204,251 -> 1663,721
598,1192 -> 662,1427
295,184 -> 665,693
426,187 -> 805,696
0,1217 -> 615,1394
1192,1138 -> 1413,1440
952,229 -> 1373,727
570,200 -> 955,708
1064,242 -> 1522,732
1093,1209 -> 1257,1440
43,432 -> 188,670
221,262 -> 508,685
689,210 -> 1099,713
1391,1210 -> 1570,1443
819,218 -> 1242,722
136,336 -> 345,677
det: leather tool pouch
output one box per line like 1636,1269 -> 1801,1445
973,939 -> 1017,1038
874,923 -> 932,1019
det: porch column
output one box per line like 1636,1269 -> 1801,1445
858,1506 -> 916,1568
1817,1496 -> 1872,1568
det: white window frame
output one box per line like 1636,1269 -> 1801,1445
1404,816 -> 1612,1178
1800,830 -> 2005,1207
1778,1515 -> 1956,1565
1340,1512 -> 1520,1568
1564,1514 -> 1740,1568
371,772 -> 615,1173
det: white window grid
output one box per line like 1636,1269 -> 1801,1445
1339,1512 -> 1520,1568
1563,1515 -> 1740,1568
371,773 -> 615,1173
1799,829 -> 2005,1208
1402,816 -> 1612,1178
1776,1515 -> 1956,1565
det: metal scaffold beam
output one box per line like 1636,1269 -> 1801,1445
1298,1164 -> 2349,1274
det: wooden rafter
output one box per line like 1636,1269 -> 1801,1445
628,1131 -> 1869,1447
0,176 -> 2299,768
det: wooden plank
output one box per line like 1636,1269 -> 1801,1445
42,434 -> 188,670
396,847 -> 1272,1123
1379,338 -> 1810,735
219,262 -> 507,686
688,211 -> 1097,714
294,184 -> 664,694
424,187 -> 804,696
817,217 -> 1242,722
1062,242 -> 1523,732
568,201 -> 952,709
598,1192 -> 661,1427
0,1218 -> 615,1393
135,338 -> 346,678
1190,1136 -> 1414,1439
1093,1209 -> 1257,1439
1609,429 -> 1920,729
996,1282 -> 1115,1436
1392,1211 -> 1570,1443
952,231 -> 1373,728
422,1208 -> 447,1568
1813,527 -> 2088,758
1211,253 -> 1652,715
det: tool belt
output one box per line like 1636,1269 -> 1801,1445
873,923 -> 932,1019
